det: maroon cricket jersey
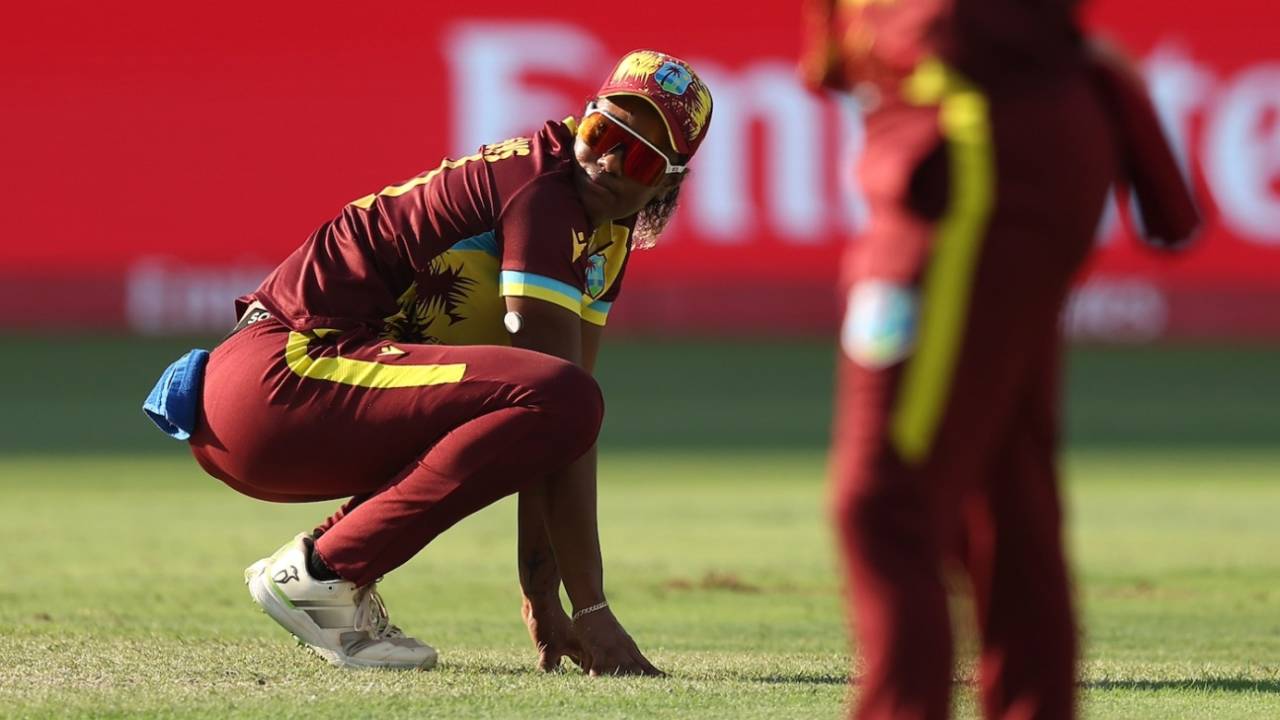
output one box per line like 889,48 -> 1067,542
240,119 -> 633,345
801,0 -> 1085,98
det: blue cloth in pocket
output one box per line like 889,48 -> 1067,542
142,349 -> 210,441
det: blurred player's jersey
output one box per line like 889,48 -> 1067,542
241,119 -> 632,346
801,0 -> 1084,99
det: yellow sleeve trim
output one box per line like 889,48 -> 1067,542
500,283 -> 585,317
581,306 -> 608,326
499,270 -> 586,317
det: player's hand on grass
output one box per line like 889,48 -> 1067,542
572,607 -> 663,677
522,596 -> 586,672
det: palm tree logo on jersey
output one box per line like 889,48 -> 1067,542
384,259 -> 477,343
586,255 -> 606,298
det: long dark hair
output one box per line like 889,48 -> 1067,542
632,173 -> 686,250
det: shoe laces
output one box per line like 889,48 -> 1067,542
352,583 -> 405,640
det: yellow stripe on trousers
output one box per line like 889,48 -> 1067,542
889,60 -> 996,465
284,330 -> 467,388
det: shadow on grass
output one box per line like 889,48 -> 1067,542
1084,678 -> 1280,694
745,672 -> 849,686
441,665 -> 851,685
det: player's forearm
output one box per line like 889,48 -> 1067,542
501,298 -> 604,611
517,486 -> 563,610
540,445 -> 606,612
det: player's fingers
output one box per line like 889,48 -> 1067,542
563,644 -> 586,670
617,636 -> 656,675
587,655 -> 611,677
537,649 -> 562,672
610,653 -> 654,676
587,650 -> 623,676
638,656 -> 664,677
625,645 -> 662,677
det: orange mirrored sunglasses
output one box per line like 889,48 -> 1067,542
577,103 -> 687,186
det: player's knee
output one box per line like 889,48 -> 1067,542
528,357 -> 604,450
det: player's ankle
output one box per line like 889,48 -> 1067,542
305,539 -> 343,582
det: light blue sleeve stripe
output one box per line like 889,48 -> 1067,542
586,299 -> 612,313
450,231 -> 498,256
499,270 -> 583,303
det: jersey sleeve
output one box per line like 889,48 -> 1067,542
496,175 -> 594,318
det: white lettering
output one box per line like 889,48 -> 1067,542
444,23 -> 605,155
682,63 -> 750,244
1204,64 -> 1280,243
687,63 -> 845,243
127,259 -> 270,335
1063,279 -> 1168,342
440,21 -> 1280,259
835,95 -> 870,234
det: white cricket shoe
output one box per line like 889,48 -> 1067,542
244,534 -> 437,670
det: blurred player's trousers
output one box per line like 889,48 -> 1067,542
831,66 -> 1117,720
189,318 -> 602,586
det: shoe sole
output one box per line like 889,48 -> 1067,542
244,563 -> 437,671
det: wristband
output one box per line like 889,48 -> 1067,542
571,600 -> 609,621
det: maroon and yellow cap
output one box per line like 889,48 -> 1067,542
596,50 -> 713,158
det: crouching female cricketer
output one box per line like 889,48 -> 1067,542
143,50 -> 712,674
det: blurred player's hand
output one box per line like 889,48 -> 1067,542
522,597 -> 586,672
1086,34 -> 1202,250
573,607 -> 664,677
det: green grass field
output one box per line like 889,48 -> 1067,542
2,337 -> 1278,719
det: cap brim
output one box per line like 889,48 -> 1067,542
598,90 -> 691,156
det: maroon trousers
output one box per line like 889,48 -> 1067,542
189,318 -> 602,586
831,67 -> 1117,720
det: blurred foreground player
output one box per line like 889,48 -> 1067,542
143,50 -> 712,674
802,2 -> 1197,718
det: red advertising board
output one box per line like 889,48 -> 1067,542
1,1 -> 1277,339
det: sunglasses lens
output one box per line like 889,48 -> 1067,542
620,145 -> 667,186
577,111 -> 669,186
578,112 -> 620,151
